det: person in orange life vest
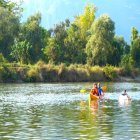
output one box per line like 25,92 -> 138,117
90,83 -> 98,96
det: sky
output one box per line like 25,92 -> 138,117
11,0 -> 140,43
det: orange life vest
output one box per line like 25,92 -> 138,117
90,88 -> 98,95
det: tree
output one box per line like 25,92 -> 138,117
131,27 -> 138,46
43,3 -> 96,65
10,39 -> 32,64
0,6 -> 20,60
0,0 -> 7,8
64,23 -> 86,64
43,20 -> 69,64
0,53 -> 7,62
86,14 -> 115,66
130,27 -> 140,67
59,3 -> 96,65
43,38 -> 62,64
109,36 -> 127,66
20,13 -> 47,63
120,54 -> 134,70
130,36 -> 140,66
74,3 -> 96,39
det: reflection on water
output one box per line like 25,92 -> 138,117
89,100 -> 99,115
118,98 -> 131,107
0,82 -> 140,139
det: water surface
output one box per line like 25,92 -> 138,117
0,82 -> 140,140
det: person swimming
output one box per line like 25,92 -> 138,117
122,90 -> 131,100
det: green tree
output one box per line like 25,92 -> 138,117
0,53 -> 7,63
131,27 -> 138,46
43,20 -> 69,64
0,0 -> 7,8
61,3 -> 96,65
0,5 -> 20,60
130,27 -> 140,67
130,36 -> 140,66
64,23 -> 86,64
109,36 -> 127,65
10,40 -> 32,64
43,3 -> 96,65
43,38 -> 63,64
120,54 -> 134,70
86,14 -> 115,66
0,0 -> 18,10
20,13 -> 47,63
74,3 -> 96,39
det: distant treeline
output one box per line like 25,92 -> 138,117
0,0 -> 140,70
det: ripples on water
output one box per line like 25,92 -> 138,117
0,82 -> 140,140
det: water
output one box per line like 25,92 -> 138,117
0,82 -> 140,140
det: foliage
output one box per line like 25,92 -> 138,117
103,65 -> 117,80
130,27 -> 140,67
74,3 -> 96,39
109,36 -> 127,65
0,1 -> 140,82
64,23 -> 87,64
131,27 -> 138,46
10,40 -> 32,64
43,38 -> 62,64
130,36 -> 140,66
86,14 -> 115,66
0,6 -> 20,59
20,12 -> 47,63
120,54 -> 134,70
35,60 -> 46,67
1,66 -> 18,82
27,67 -> 39,82
43,20 -> 69,64
0,53 -> 7,62
0,0 -> 22,16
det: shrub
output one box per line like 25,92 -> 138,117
103,65 -> 117,80
1,66 -> 18,82
26,67 -> 39,82
0,53 -> 7,63
120,54 -> 134,72
35,60 -> 46,68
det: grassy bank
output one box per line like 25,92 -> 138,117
0,61 -> 139,83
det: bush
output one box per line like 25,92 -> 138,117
1,66 -> 18,82
0,53 -> 7,63
120,54 -> 134,71
120,54 -> 135,76
103,65 -> 117,80
26,67 -> 39,82
35,60 -> 46,68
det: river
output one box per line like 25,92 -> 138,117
0,82 -> 140,140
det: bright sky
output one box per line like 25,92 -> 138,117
11,0 -> 140,43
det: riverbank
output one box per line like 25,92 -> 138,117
0,62 -> 139,83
